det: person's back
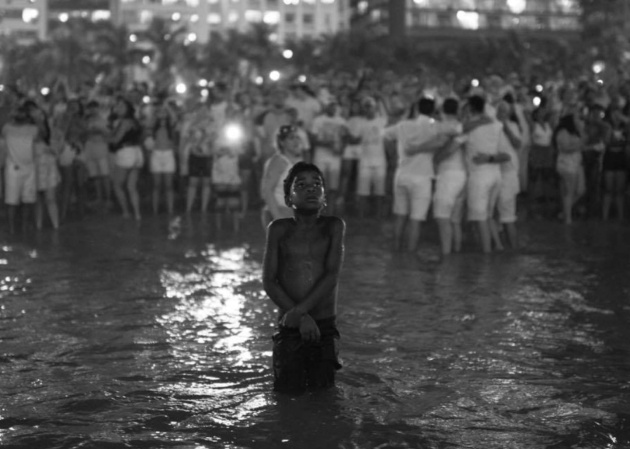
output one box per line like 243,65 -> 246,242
465,121 -> 503,175
436,117 -> 465,175
395,115 -> 437,176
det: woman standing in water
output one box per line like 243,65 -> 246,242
109,97 -> 144,221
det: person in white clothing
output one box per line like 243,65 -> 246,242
463,95 -> 506,253
495,101 -> 522,249
432,98 -> 467,255
260,125 -> 304,228
311,99 -> 348,213
353,97 -> 388,218
383,97 -> 439,252
1,104 -> 39,233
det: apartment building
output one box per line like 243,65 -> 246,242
0,0 -> 48,42
112,0 -> 350,43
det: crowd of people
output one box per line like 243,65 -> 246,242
1,69 -> 629,253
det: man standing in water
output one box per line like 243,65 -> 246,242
262,162 -> 345,393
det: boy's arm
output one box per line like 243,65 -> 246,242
405,133 -> 452,156
262,221 -> 298,313
287,217 -> 346,318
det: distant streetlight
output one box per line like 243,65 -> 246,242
59,12 -> 69,23
40,87 -> 50,96
282,49 -> 293,59
142,56 -> 151,65
255,76 -> 264,85
198,79 -> 208,87
471,78 -> 480,87
172,12 -> 181,21
269,70 -> 281,82
129,34 -> 138,43
298,75 -> 307,83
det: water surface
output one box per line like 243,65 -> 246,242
1,215 -> 629,448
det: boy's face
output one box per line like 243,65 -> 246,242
286,171 -> 325,212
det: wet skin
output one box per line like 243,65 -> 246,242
263,170 -> 345,341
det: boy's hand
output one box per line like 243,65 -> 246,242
299,315 -> 321,342
280,306 -> 304,328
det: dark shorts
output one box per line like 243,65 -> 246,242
188,154 -> 212,178
272,317 -> 341,393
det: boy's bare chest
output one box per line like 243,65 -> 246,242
280,229 -> 330,260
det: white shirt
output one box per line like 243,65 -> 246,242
436,118 -> 466,175
355,116 -> 388,168
465,120 -> 503,176
384,114 -> 437,178
2,123 -> 38,167
311,114 -> 347,156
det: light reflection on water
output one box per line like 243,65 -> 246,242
0,217 -> 629,448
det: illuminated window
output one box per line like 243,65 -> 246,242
208,13 -> 221,23
22,8 -> 39,23
245,10 -> 263,22
229,11 -> 238,22
507,0 -> 527,14
264,11 -> 280,24
139,10 -> 153,24
456,10 -> 479,29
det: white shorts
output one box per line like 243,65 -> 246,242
343,144 -> 362,160
497,172 -> 520,223
5,163 -> 36,205
433,170 -> 467,220
467,170 -> 501,221
313,149 -> 341,190
150,150 -> 176,174
357,164 -> 386,197
392,173 -> 432,221
115,146 -> 144,169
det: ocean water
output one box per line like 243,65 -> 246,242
1,214 -> 629,449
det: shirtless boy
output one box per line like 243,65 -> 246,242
262,162 -> 346,393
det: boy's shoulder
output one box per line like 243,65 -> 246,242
318,215 -> 346,234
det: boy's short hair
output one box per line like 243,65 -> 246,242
283,162 -> 326,199
468,95 -> 486,114
442,98 -> 459,115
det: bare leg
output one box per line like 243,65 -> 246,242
436,218 -> 453,255
393,214 -> 407,251
201,178 -> 212,214
186,177 -> 199,214
152,173 -> 162,215
111,166 -> 130,218
475,220 -> 492,253
165,173 -> 175,215
126,168 -> 141,220
407,219 -> 422,253
45,188 -> 59,229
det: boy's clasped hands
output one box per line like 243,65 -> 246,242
281,306 -> 321,342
